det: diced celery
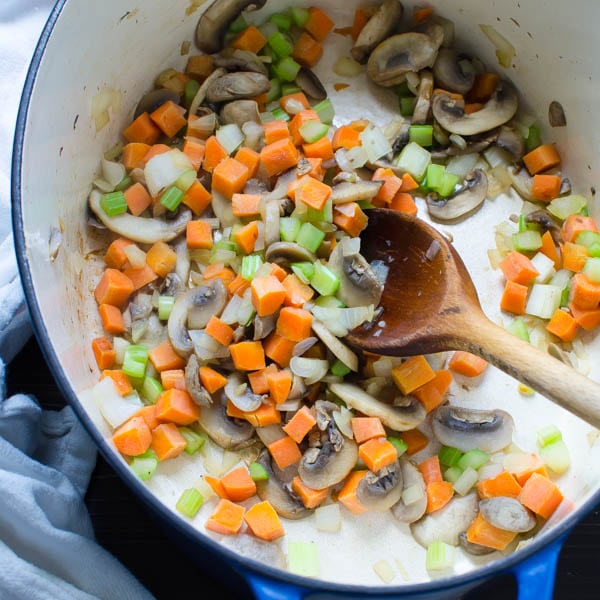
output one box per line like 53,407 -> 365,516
409,124 -> 433,147
291,261 -> 315,284
268,31 -> 294,58
525,123 -> 542,153
443,466 -> 463,483
266,78 -> 282,104
526,283 -> 562,319
453,466 -> 479,496
258,21 -> 278,40
438,172 -> 459,198
536,424 -> 562,448
394,142 -> 431,181
100,191 -> 127,216
300,120 -> 329,144
179,427 -> 207,455
310,262 -> 340,296
260,111 -> 276,124
425,164 -> 445,191
175,169 -> 197,192
306,198 -> 333,224
575,230 -> 600,248
280,217 -> 301,242
122,345 -> 149,379
539,438 -> 570,475
114,176 -> 133,192
512,230 -> 542,252
281,83 -> 301,96
271,107 -> 291,122
580,205 -> 589,216
313,295 -> 345,308
438,446 -> 463,467
241,254 -> 264,281
331,359 -> 351,377
457,448 -> 489,471
290,6 -> 310,28
273,56 -> 301,82
313,98 -> 334,124
142,376 -> 163,405
426,541 -> 454,571
176,488 -> 204,518
269,12 -> 292,31
399,96 -> 416,116
130,449 -> 158,481
158,295 -> 175,321
249,462 -> 269,481
297,222 -> 325,252
589,242 -> 600,258
388,436 -> 408,457
506,317 -> 530,342
583,257 -> 600,283
288,541 -> 319,577
547,194 -> 587,220
228,14 -> 248,33
560,285 -> 571,308
160,186 -> 185,211
184,79 -> 200,108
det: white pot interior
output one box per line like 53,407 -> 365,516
16,0 -> 600,588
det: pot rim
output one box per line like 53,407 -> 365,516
11,0 -> 600,595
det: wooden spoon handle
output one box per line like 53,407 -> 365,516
455,312 -> 600,428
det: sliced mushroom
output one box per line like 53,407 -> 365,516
89,190 -> 191,243
329,382 -> 426,431
189,68 -> 227,116
168,279 -> 227,357
255,449 -> 311,519
426,168 -> 488,222
432,48 -> 475,95
172,237 -> 191,293
412,69 -> 434,125
351,0 -> 404,64
525,209 -> 562,244
134,89 -> 180,119
311,320 -> 359,372
225,372 -> 265,412
197,398 -> 256,449
185,354 -> 212,406
213,48 -> 268,75
265,241 -> 317,266
253,313 -> 276,341
288,374 -> 307,400
242,120 -> 264,152
330,180 -> 383,205
480,497 -> 536,533
220,100 -> 261,128
458,531 -> 495,556
129,293 -> 153,321
357,461 -> 404,512
431,129 -> 499,159
205,71 -> 270,103
367,32 -> 442,87
496,125 -> 525,159
431,405 -> 514,453
195,0 -> 267,53
295,67 -> 327,101
507,164 -> 534,201
432,80 -> 518,136
549,100 -> 567,127
391,459 -> 427,523
411,493 -> 479,547
327,242 -> 383,308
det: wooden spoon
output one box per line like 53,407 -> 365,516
346,208 -> 600,428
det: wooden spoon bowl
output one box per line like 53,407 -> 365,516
346,208 -> 600,428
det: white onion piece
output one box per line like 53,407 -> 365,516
93,178 -> 114,193
91,87 -> 121,132
405,71 -> 420,95
334,148 -> 354,173
332,406 -> 354,439
112,337 -> 130,366
290,357 -> 329,385
452,466 -> 479,496
311,319 -> 359,372
263,198 -> 280,247
479,24 -> 516,68
242,121 -> 264,151
236,289 -> 255,327
211,190 -> 237,228
189,330 -> 229,360
345,145 -> 368,169
478,463 -> 503,482
340,236 -> 361,256
93,377 -> 142,429
188,113 -> 217,139
445,153 -> 479,178
531,252 -> 556,284
311,305 -> 375,338
373,560 -> 395,584
372,357 -> 394,378
333,56 -> 362,77
144,149 -> 193,197
402,484 -> 425,506
102,158 -> 126,188
359,125 -> 393,163
315,503 -> 341,532
448,134 -> 467,150
254,221 -> 265,252
276,399 -> 302,412
216,123 -> 244,155
123,244 -> 147,269
525,284 -> 561,319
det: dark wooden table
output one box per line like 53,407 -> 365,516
6,337 -> 600,599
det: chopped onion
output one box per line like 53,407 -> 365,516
101,158 -> 126,189
93,377 -> 142,429
93,178 -> 114,193
276,399 -> 302,412
373,560 -> 395,584
547,194 -> 588,220
402,484 -> 425,506
333,56 -> 362,78
91,87 -> 121,132
425,240 -> 441,262
242,121 -> 264,151
483,146 -> 512,169
550,268 -> 574,290
282,98 -> 306,115
487,165 -> 512,199
216,123 -> 244,155
479,24 -> 516,68
189,330 -> 229,360
311,305 -> 375,337
452,466 -> 479,496
332,405 -> 354,439
445,153 -> 479,178
112,337 -> 130,365
188,112 -> 217,139
123,244 -> 147,269
448,134 -> 467,150
263,198 -> 280,247
530,252 -> 556,284
478,462 -> 504,482
144,149 -> 193,197
290,356 -> 329,385
254,221 -> 265,252
372,357 -> 394,378
315,503 -> 341,532
340,236 -> 361,256
131,320 -> 148,344
345,145 -> 368,169
364,376 -> 387,397
236,289 -> 255,326
255,424 -> 285,446
359,125 -> 393,163
334,148 -> 354,173
525,284 -> 561,319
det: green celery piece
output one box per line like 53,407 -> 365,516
130,449 -> 158,481
560,284 -> 571,308
290,6 -> 310,28
539,438 -> 570,475
312,98 -> 334,124
241,254 -> 264,281
160,186 -> 184,211
589,242 -> 600,258
291,262 -> 315,284
438,446 -> 463,467
287,541 -> 319,577
310,262 -> 340,296
409,124 -> 433,147
114,176 -> 133,192
249,462 -> 269,481
268,31 -> 293,59
228,14 -> 248,33
388,436 -> 408,457
100,191 -> 127,216
425,164 -> 445,191
575,230 -> 600,248
296,222 -> 325,252
330,359 -> 351,377
184,79 -> 201,108
506,317 -> 530,342
122,345 -> 149,379
158,296 -> 175,321
395,81 -> 412,96
271,107 -> 291,122
443,466 -> 463,484
457,449 -> 489,471
399,96 -> 416,116
179,427 -> 207,455
583,257 -> 600,283
438,172 -> 459,197
273,56 -> 301,82
299,120 -> 329,144
536,424 -> 562,448
266,78 -> 282,104
281,83 -> 302,96
525,124 -> 542,153
512,230 -> 542,252
306,198 -> 333,223
280,216 -> 302,242
426,541 -> 454,571
141,376 -> 163,405
176,488 -> 204,518
313,295 -> 345,308
270,12 -> 292,31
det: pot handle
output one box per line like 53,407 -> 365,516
513,535 -> 566,600
246,572 -> 305,600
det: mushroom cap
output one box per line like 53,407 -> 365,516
357,461 -> 404,512
214,48 -> 268,75
367,32 -> 442,87
311,319 -> 359,373
432,79 -> 519,136
431,405 -> 514,453
480,496 -> 536,532
265,241 -> 317,267
220,100 -> 261,128
197,398 -> 256,450
185,354 -> 212,406
426,168 -> 488,222
391,458 -> 427,523
225,372 -> 265,412
295,67 -> 327,101
298,436 -> 358,490
205,71 -> 271,103
432,48 -> 475,95
458,531 -> 495,556
411,69 -> 434,125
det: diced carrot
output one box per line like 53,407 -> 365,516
122,142 -> 151,171
570,272 -> 600,309
531,174 -> 561,202
519,472 -> 564,519
540,230 -> 562,269
467,73 -> 500,103
155,389 -> 200,426
263,332 -> 296,368
233,221 -> 259,254
160,369 -> 186,391
134,405 -> 160,431
448,351 -> 489,377
149,340 -> 186,372
562,242 -> 589,272
199,366 -> 227,394
123,112 -> 161,145
149,101 -> 186,138
338,470 -> 368,514
333,202 -> 368,237
263,119 -> 290,145
291,32 -> 323,68
212,157 -> 250,199
151,422 -> 187,461
205,475 -> 229,499
112,416 -> 152,456
332,125 -> 360,151
282,273 -> 315,307
185,54 -> 215,82
400,172 -> 419,192
302,136 -> 334,161
94,268 -> 135,308
425,481 -> 455,514
202,263 -> 236,285
123,182 -> 152,216
231,193 -> 261,218
142,143 -> 172,166
230,341 -> 266,371
248,364 -> 278,395
104,238 -> 134,270
182,180 -> 212,216
205,499 -> 246,535
231,25 -> 267,54
358,437 -> 398,472
98,303 -> 125,335
122,264 -> 158,290
282,406 -> 317,443
244,500 -> 285,541
270,263 -> 288,282
205,315 -> 235,346
546,309 -> 578,341
390,192 -> 418,215
412,369 -> 453,413
466,512 -> 517,550
225,400 -> 247,421
279,92 -> 310,114
372,167 -> 403,204
233,148 -> 260,181
511,454 -> 549,486
568,302 -> 600,331
477,471 -> 522,499
562,214 -> 598,244
92,337 -> 116,370
260,138 -> 299,177
305,7 -> 335,41
228,274 -> 250,297
275,307 -> 313,342
351,417 -> 385,444
413,6 -> 434,24
243,400 -> 282,427
391,355 -> 435,394
253,92 -> 269,112
291,476 -> 328,509
400,429 -> 429,455
182,138 -> 206,171
101,369 -> 133,396
499,251 -> 539,285
298,177 -> 332,211
266,369 -> 292,404
523,144 -> 561,175
251,275 -> 287,317
267,435 -> 302,470
289,109 -> 320,146
203,135 -> 229,173
350,8 -> 368,41
287,174 -> 312,201
146,241 -> 177,277
220,466 -> 257,502
186,220 -> 213,250
418,455 -> 443,485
